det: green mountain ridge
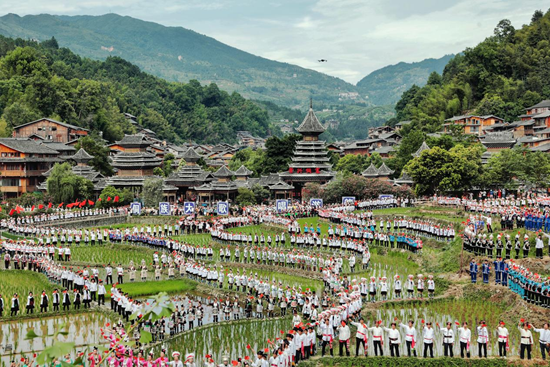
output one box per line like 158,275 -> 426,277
390,9 -> 550,132
0,35 -> 272,144
0,13 -> 359,109
356,54 -> 455,105
0,13 -> 453,112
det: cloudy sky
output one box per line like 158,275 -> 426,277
0,0 -> 546,83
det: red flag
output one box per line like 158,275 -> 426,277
15,205 -> 23,213
67,203 -> 73,209
31,205 -> 35,212
79,201 -> 86,208
47,202 -> 52,209
114,195 -> 120,203
88,199 -> 94,206
0,206 -> 2,212
74,200 -> 80,206
9,209 -> 15,216
58,202 -> 64,208
38,204 -> 44,210
107,197 -> 112,202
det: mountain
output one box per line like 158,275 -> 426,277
390,9 -> 550,132
356,54 -> 455,105
0,35 -> 271,144
0,13 -> 359,108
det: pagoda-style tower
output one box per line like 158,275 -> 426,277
71,148 -> 104,183
279,101 -> 335,197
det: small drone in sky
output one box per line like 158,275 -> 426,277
318,59 -> 328,62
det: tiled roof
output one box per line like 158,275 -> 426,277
13,118 -> 89,132
362,163 -> 379,177
182,147 -> 201,161
234,165 -> 253,176
72,148 -> 94,162
0,138 -> 60,154
116,134 -> 151,146
377,162 -> 394,176
296,106 -> 325,134
412,141 -> 430,158
213,165 -> 234,178
527,100 -> 550,110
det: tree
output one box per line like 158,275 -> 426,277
257,134 -> 302,175
46,163 -> 94,203
235,187 -> 257,206
532,10 -> 544,24
335,154 -> 365,174
302,182 -> 324,201
364,152 -> 384,169
75,136 -> 114,176
153,167 -> 165,177
0,117 -> 11,137
162,153 -> 175,177
2,101 -> 40,128
427,72 -> 442,86
405,145 -> 482,196
483,147 -> 550,189
142,177 -> 164,207
388,129 -> 425,177
494,19 -> 515,41
98,186 -> 132,207
251,184 -> 270,203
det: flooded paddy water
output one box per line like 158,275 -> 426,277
0,313 -> 111,365
362,299 -> 520,357
162,318 -> 292,363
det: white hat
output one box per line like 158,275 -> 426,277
172,352 -> 180,358
185,354 -> 194,362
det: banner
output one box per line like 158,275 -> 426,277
310,198 -> 323,208
130,202 -> 141,215
184,201 -> 196,215
342,196 -> 355,205
159,202 -> 171,215
217,201 -> 229,215
276,199 -> 289,212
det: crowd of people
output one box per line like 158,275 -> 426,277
5,195 -> 550,364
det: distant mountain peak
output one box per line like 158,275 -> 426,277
0,13 -> 358,109
356,54 -> 455,105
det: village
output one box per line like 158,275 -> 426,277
3,99 -> 550,204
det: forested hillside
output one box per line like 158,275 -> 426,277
0,13 -> 359,108
0,36 -> 271,143
356,54 -> 454,105
389,9 -> 550,132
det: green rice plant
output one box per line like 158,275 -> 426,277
0,270 -> 55,300
218,266 -> 324,293
70,243 -> 157,266
117,279 -> 197,298
0,312 -> 111,365
163,318 -> 292,363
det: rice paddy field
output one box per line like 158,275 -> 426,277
364,299 -> 522,357
162,318 -> 292,363
2,203 -> 549,365
0,271 -> 55,302
117,279 -> 197,297
70,243 -> 158,266
0,313 -> 111,365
